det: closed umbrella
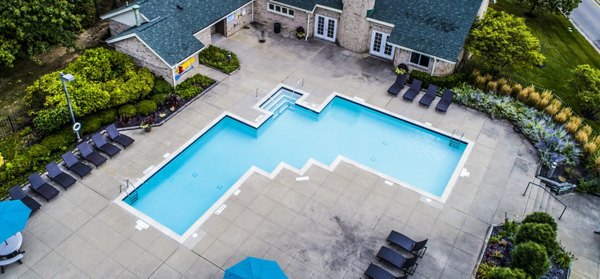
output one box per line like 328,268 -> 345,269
224,257 -> 287,279
0,200 -> 31,242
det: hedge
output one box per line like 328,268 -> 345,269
198,46 -> 240,74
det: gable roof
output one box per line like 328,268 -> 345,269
105,0 -> 252,66
275,0 -> 481,62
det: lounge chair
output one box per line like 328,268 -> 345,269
27,172 -> 60,202
387,230 -> 428,257
45,162 -> 77,190
435,89 -> 454,113
106,124 -> 134,148
402,79 -> 422,101
8,186 -> 41,212
61,152 -> 92,177
387,74 -> 409,96
77,142 -> 107,167
376,246 -> 419,275
0,253 -> 23,273
91,133 -> 121,157
365,263 -> 408,279
418,84 -> 439,107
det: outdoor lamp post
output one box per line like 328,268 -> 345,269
60,72 -> 81,141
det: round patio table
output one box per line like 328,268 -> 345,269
0,232 -> 23,257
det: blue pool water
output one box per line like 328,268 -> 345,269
127,89 -> 467,235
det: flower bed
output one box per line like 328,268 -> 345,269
198,45 -> 240,74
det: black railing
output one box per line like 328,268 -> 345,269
0,110 -> 30,138
522,182 -> 568,220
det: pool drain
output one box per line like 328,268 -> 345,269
192,173 -> 198,178
217,185 -> 223,189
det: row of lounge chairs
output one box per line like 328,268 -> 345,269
387,74 -> 454,113
8,124 -> 134,212
365,230 -> 428,279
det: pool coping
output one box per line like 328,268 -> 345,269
113,83 -> 473,244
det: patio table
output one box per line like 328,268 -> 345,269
0,232 -> 22,257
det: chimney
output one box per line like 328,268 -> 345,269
338,0 -> 372,52
132,4 -> 141,26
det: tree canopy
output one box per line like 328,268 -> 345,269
570,64 -> 600,119
467,9 -> 545,72
524,0 -> 582,16
0,0 -> 82,68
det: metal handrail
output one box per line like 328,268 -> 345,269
522,181 -> 568,220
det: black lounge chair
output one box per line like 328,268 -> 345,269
27,172 -> 60,202
402,79 -> 422,101
77,142 -> 107,167
387,230 -> 428,258
46,162 -> 76,190
376,246 -> 419,275
365,263 -> 408,279
387,74 -> 409,96
8,186 -> 41,212
106,124 -> 134,148
418,84 -> 439,107
61,152 -> 92,177
435,89 -> 454,113
92,133 -> 121,157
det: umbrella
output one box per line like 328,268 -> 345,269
0,200 -> 31,242
224,257 -> 287,279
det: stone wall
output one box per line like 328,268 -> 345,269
253,0 -> 311,36
108,20 -> 131,36
432,60 -> 456,76
114,37 -> 174,85
226,3 -> 254,37
174,54 -> 201,86
393,48 -> 457,76
370,22 -> 393,35
194,28 -> 212,47
338,0 -> 371,52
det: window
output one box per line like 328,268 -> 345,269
410,52 -> 431,68
268,2 -> 294,17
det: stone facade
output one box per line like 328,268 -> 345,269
432,60 -> 456,76
194,28 -> 212,47
338,0 -> 371,52
114,37 -> 174,84
108,20 -> 131,36
253,0 -> 311,36
225,3 -> 254,37
393,48 -> 457,76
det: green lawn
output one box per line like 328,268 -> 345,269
493,0 -> 600,128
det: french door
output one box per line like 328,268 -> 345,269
314,15 -> 337,42
370,31 -> 394,60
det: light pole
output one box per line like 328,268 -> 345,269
60,72 -> 81,141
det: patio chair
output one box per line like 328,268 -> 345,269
387,230 -> 428,258
402,79 -> 422,101
418,84 -> 439,107
45,161 -> 77,190
91,133 -> 121,157
365,263 -> 408,279
387,74 -> 409,96
106,124 -> 134,148
0,253 -> 23,273
27,172 -> 60,202
435,89 -> 454,113
8,186 -> 41,212
77,142 -> 107,167
61,152 -> 92,177
376,246 -> 419,275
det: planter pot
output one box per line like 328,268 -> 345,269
144,126 -> 152,132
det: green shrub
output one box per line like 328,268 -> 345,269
477,263 -> 494,279
135,100 -> 158,116
19,127 -> 32,137
152,77 -> 173,95
175,86 -> 202,99
40,129 -> 76,152
150,94 -> 168,106
408,70 -> 467,90
198,46 -> 240,74
118,104 -> 137,118
511,242 -> 550,278
175,74 -> 214,99
97,109 -> 117,125
81,117 -> 101,135
33,107 -> 71,134
554,250 -> 573,269
515,223 -> 558,255
73,0 -> 97,27
27,144 -> 51,165
523,212 -> 557,232
487,267 -> 527,279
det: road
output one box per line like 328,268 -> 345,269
570,0 -> 600,52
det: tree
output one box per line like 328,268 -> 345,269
570,65 -> 600,119
0,0 -> 82,68
467,9 -> 545,72
525,0 -> 582,17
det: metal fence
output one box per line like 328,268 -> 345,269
0,110 -> 30,138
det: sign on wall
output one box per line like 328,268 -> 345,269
175,56 -> 196,81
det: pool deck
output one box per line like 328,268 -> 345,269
4,26 -> 600,279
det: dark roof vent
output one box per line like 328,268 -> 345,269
176,4 -> 184,10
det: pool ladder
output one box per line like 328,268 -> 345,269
120,179 -> 139,204
449,129 -> 464,148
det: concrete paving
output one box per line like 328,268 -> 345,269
3,25 -> 600,279
570,0 -> 600,52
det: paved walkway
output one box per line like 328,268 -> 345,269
570,0 -> 600,52
3,25 -> 600,279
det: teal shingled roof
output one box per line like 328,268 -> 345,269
275,0 -> 481,61
107,0 -> 252,66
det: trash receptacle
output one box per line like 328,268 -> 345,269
274,22 -> 281,34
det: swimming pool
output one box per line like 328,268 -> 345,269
120,87 -> 469,239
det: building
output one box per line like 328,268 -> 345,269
101,0 -> 487,85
